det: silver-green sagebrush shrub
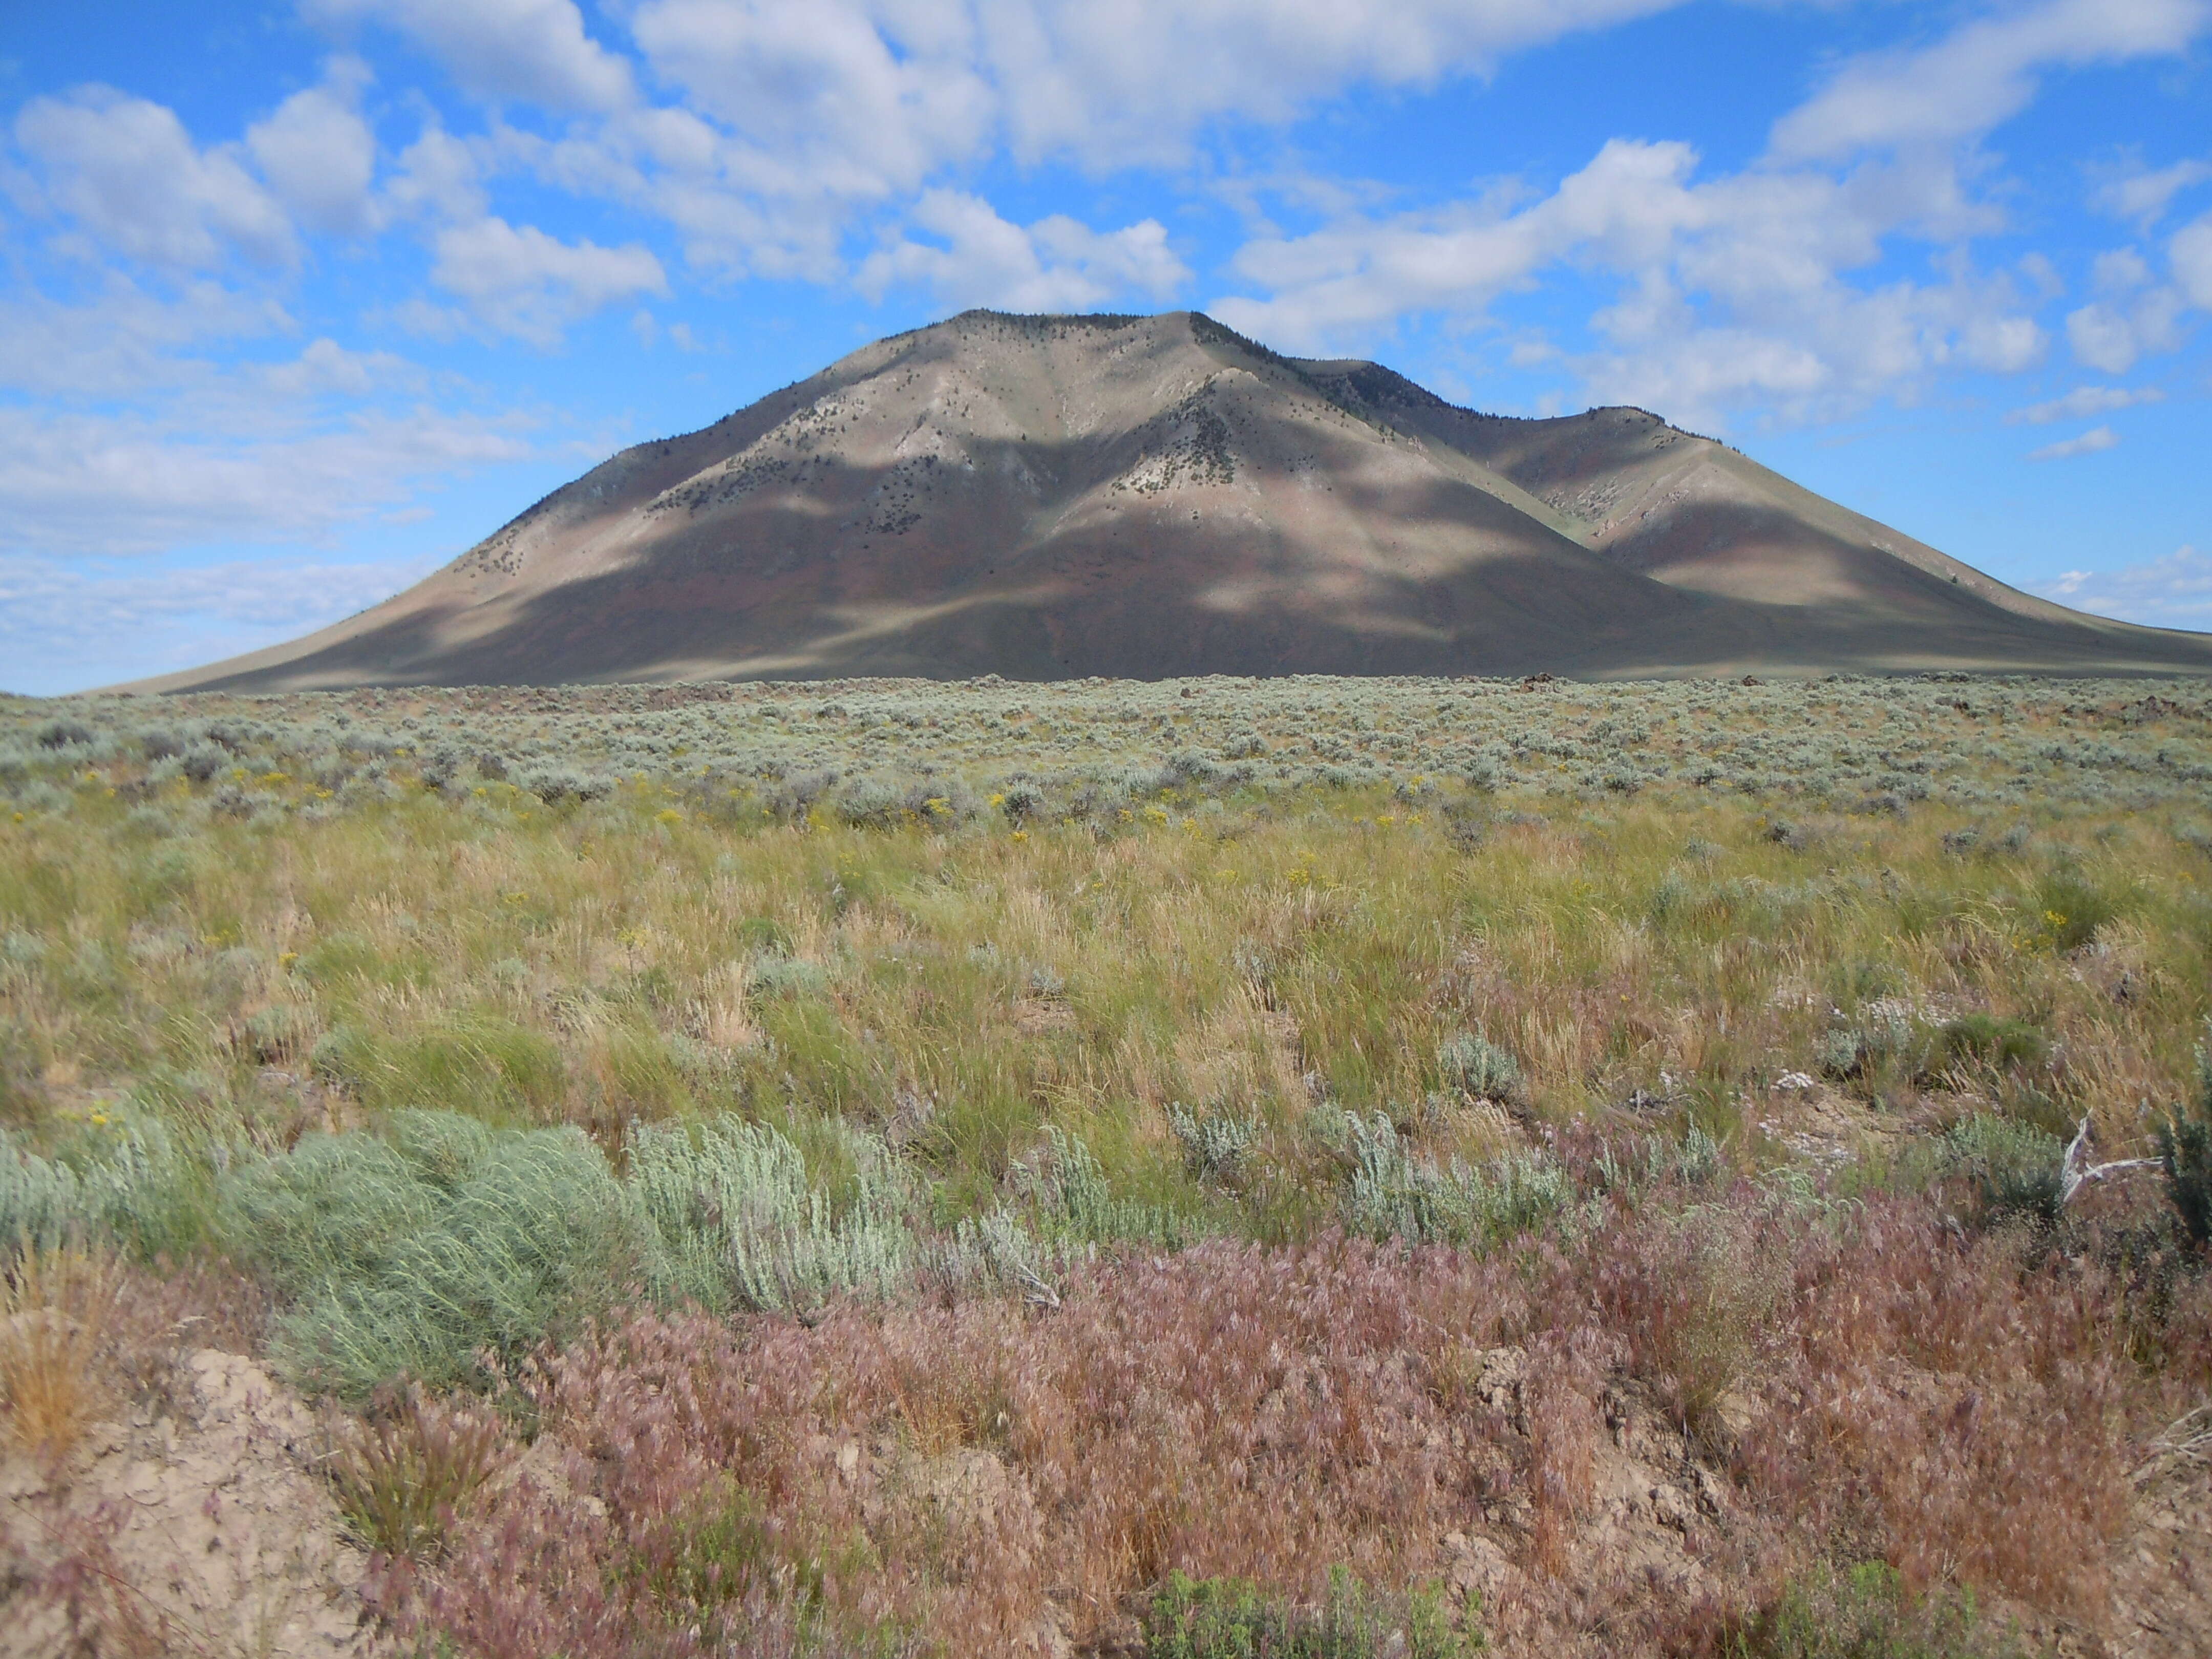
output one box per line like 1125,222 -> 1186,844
1436,1031 -> 1523,1106
625,1115 -> 915,1314
1025,1128 -> 1197,1248
0,1119 -> 207,1259
1942,1116 -> 2066,1232
1167,1103 -> 1260,1187
265,1122 -> 645,1396
1337,1111 -> 1570,1247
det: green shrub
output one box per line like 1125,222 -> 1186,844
1339,1112 -> 1569,1247
1733,1562 -> 2023,1658
1167,1104 -> 1259,1187
2158,1029 -> 2212,1247
269,1121 -> 644,1396
1144,1567 -> 1479,1658
2030,869 -> 2119,952
0,1119 -> 211,1260
1933,1015 -> 2048,1076
1436,1031 -> 1522,1105
1028,1128 -> 1195,1248
1943,1117 -> 2065,1232
222,1131 -> 443,1291
626,1116 -> 915,1314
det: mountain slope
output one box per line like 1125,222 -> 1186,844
130,310 -> 2212,690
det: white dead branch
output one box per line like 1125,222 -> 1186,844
2058,1115 -> 2162,1206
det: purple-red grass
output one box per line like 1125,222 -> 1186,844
378,1182 -> 2209,1656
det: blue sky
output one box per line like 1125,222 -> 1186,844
3,0 -> 2209,694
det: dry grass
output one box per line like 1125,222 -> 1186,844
0,1240 -> 124,1469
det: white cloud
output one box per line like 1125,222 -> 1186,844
2092,156 -> 2212,229
1211,138 -> 2050,429
246,61 -> 382,237
2173,214 -> 2212,307
382,122 -> 490,224
856,189 -> 1189,311
305,0 -> 634,113
2065,287 -> 2184,372
2027,424 -> 2120,459
1770,0 -> 2210,161
2032,545 -> 2212,625
2008,384 -> 2164,422
0,274 -> 535,560
629,0 -> 993,196
428,216 -> 667,344
0,550 -> 439,694
13,86 -> 295,270
0,394 -> 534,558
1204,0 -> 2212,430
0,274 -> 287,399
981,0 -> 1686,168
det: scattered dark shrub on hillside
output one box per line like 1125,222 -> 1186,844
1934,1015 -> 2048,1077
519,765 -> 611,803
2159,1033 -> 2212,1247
1943,1117 -> 2065,1233
35,719 -> 94,750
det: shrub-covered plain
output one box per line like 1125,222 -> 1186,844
4,674 -> 2211,1656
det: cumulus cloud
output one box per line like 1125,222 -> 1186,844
428,216 -> 667,344
856,190 -> 1189,311
2033,545 -> 2212,625
2027,424 -> 2120,459
2091,156 -> 2212,229
13,87 -> 295,270
382,122 -> 491,224
0,273 -> 535,559
980,0 -> 1685,167
2008,384 -> 2164,422
1769,0 -> 2209,161
246,61 -> 381,236
0,275 -> 287,400
629,0 -> 993,197
305,0 -> 634,113
2064,248 -> 2187,371
1211,137 -> 2050,429
1202,0 -> 2212,429
2173,214 -> 2212,307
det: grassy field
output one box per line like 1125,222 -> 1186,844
4,675 -> 2211,1657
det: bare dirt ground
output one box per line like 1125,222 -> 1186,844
1,1349 -> 381,1658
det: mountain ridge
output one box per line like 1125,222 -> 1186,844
122,309 -> 2212,690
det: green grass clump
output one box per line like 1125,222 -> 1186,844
1733,1563 -> 2027,1658
1145,1568 -> 1479,1658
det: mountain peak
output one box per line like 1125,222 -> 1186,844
126,313 -> 2209,691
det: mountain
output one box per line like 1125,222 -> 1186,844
130,310 -> 2212,690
